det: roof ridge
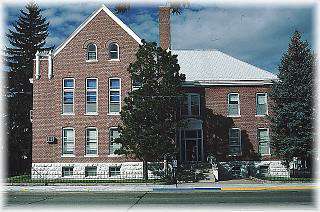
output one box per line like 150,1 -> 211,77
53,4 -> 142,57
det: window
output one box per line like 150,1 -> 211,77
62,128 -> 75,155
109,78 -> 121,114
85,166 -> 97,177
228,93 -> 240,116
180,129 -> 203,162
258,128 -> 270,155
86,78 -> 98,114
229,128 -> 241,156
180,93 -> 200,116
108,43 -> 119,60
87,43 -> 97,61
62,167 -> 73,177
259,165 -> 269,177
109,166 -> 121,177
109,128 -> 122,155
256,93 -> 268,115
62,78 -> 74,114
132,79 -> 142,91
86,128 -> 98,155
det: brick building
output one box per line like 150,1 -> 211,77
31,5 -> 289,179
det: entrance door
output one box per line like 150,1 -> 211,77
186,140 -> 198,162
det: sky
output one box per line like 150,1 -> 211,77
2,1 -> 315,74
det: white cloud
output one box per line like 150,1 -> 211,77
171,6 -> 313,72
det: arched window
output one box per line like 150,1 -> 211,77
108,43 -> 119,60
87,43 -> 97,61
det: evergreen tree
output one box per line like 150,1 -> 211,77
270,31 -> 314,170
115,40 -> 185,180
5,2 -> 53,176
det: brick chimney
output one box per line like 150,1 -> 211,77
159,6 -> 171,50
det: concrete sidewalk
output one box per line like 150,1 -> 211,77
4,182 -> 318,193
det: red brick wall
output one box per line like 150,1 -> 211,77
182,85 -> 276,161
32,10 -> 140,163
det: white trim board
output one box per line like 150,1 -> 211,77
53,4 -> 142,57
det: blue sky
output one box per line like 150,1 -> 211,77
3,2 -> 314,74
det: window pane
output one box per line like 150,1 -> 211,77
228,104 -> 239,116
109,43 -> 118,51
230,129 -> 240,138
110,79 -> 120,89
257,94 -> 266,104
88,44 -> 96,51
181,96 -> 188,116
64,92 -> 73,103
257,104 -> 267,115
110,95 -> 120,102
64,79 -> 74,88
86,91 -> 97,102
87,79 -> 97,89
110,52 -> 118,59
87,129 -> 97,139
87,52 -> 96,60
63,104 -> 73,113
111,129 -> 120,140
229,94 -> 239,102
185,130 -> 197,139
110,103 -> 120,113
229,146 -> 241,155
85,167 -> 97,177
86,103 -> 96,113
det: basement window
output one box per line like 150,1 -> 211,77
62,166 -> 73,177
109,166 -> 121,177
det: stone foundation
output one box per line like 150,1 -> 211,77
31,162 -> 160,179
218,160 -> 290,179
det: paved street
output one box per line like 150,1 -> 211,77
4,189 -> 315,210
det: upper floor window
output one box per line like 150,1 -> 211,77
229,128 -> 241,156
87,43 -> 97,61
86,78 -> 98,114
228,93 -> 240,116
181,93 -> 200,117
63,78 -> 74,114
62,128 -> 75,156
132,79 -> 142,91
109,128 -> 122,155
258,128 -> 270,155
108,43 -> 119,60
86,128 -> 98,156
256,93 -> 268,116
109,78 -> 121,114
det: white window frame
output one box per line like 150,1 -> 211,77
109,166 -> 121,177
85,78 -> 98,115
108,78 -> 121,115
108,42 -> 120,61
85,166 -> 97,177
228,128 -> 241,156
256,93 -> 268,116
85,127 -> 98,157
62,78 -> 75,115
86,43 -> 97,62
62,127 -> 75,157
227,93 -> 240,117
62,166 -> 74,177
109,127 -> 122,156
180,93 -> 200,117
257,128 -> 271,156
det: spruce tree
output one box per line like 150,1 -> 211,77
115,40 -> 185,180
270,31 -> 314,170
5,2 -> 52,176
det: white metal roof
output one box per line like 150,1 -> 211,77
171,50 -> 277,84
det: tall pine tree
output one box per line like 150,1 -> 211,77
115,40 -> 185,180
270,31 -> 314,170
5,2 -> 52,176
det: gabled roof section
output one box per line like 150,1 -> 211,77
53,4 -> 142,57
171,50 -> 278,84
